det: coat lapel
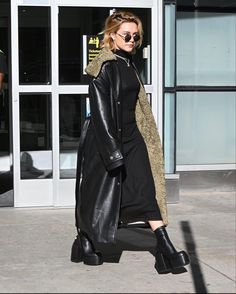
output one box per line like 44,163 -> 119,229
85,48 -> 116,77
136,87 -> 168,225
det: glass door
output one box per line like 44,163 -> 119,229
11,0 -> 163,207
0,0 -> 13,206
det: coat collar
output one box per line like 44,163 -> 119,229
85,48 -> 117,78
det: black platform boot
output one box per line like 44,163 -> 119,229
154,226 -> 189,274
71,231 -> 103,265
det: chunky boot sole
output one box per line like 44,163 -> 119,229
170,251 -> 189,268
155,252 -> 172,274
83,252 -> 103,266
71,236 -> 103,266
71,236 -> 83,263
155,251 -> 190,274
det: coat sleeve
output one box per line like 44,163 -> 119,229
89,62 -> 124,171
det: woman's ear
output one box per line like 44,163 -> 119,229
110,33 -> 115,41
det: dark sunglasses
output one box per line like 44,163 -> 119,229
116,32 -> 140,43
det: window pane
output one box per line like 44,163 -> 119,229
165,4 -> 175,87
176,92 -> 236,165
19,6 -> 51,84
177,12 -> 236,86
164,92 -> 175,173
0,89 -> 13,205
59,7 -> 151,84
20,94 -> 52,179
59,94 -> 86,178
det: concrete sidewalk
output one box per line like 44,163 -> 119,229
0,192 -> 235,293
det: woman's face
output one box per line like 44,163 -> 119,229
112,22 -> 139,53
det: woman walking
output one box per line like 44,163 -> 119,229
71,10 -> 189,274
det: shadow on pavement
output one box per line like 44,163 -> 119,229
95,227 -> 187,275
181,220 -> 208,293
96,227 -> 156,263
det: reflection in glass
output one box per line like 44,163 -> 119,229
164,93 -> 175,173
20,94 -> 52,179
0,0 -> 13,206
0,89 -> 13,206
59,7 -> 151,84
176,92 -> 236,165
19,6 -> 51,84
165,4 -> 175,87
149,93 -> 152,106
59,94 -> 86,178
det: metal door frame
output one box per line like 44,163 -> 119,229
11,0 -> 163,207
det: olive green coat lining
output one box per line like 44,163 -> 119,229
85,48 -> 168,225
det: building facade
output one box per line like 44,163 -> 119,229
0,0 -> 235,207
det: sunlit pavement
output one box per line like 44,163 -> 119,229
0,191 -> 235,293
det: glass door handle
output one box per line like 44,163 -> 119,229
143,45 -> 151,84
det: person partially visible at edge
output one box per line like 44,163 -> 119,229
71,11 -> 190,274
0,49 -> 7,92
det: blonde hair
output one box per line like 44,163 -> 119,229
101,11 -> 143,51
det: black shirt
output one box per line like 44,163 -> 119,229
114,49 -> 140,140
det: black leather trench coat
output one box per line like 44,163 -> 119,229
75,60 -> 125,244
75,48 -> 168,244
